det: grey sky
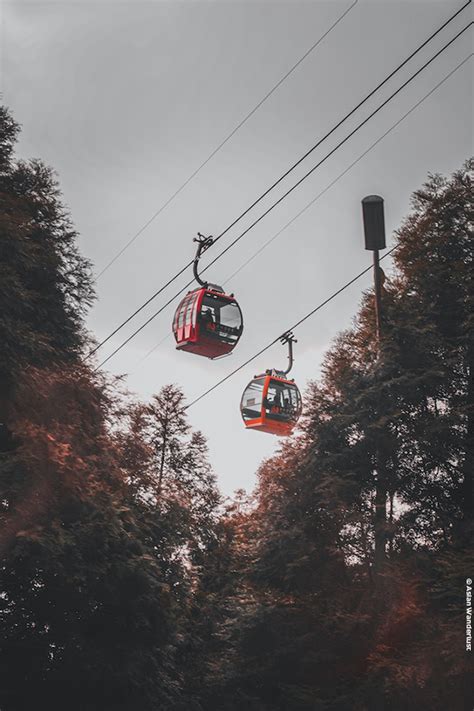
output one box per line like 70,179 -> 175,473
2,0 -> 472,495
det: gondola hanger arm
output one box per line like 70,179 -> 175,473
279,331 -> 297,376
193,233 -> 214,287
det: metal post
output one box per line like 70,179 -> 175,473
373,248 -> 383,350
362,195 -> 387,575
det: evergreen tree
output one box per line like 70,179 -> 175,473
0,367 -> 185,710
202,159 -> 473,711
0,105 -> 219,710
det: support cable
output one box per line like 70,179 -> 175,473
88,0 -> 471,359
135,52 -> 472,368
95,23 -> 472,371
184,248 -> 397,411
96,0 -> 359,279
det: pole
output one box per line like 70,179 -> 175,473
372,248 -> 383,350
361,196 -> 387,574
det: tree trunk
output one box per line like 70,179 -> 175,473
374,454 -> 387,574
157,417 -> 169,499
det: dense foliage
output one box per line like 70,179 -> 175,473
0,107 -> 220,710
0,105 -> 471,710
202,159 -> 473,711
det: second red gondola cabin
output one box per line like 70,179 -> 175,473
240,371 -> 302,436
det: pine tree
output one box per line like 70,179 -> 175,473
0,106 -> 201,710
0,366 -> 186,710
0,106 -> 93,441
202,159 -> 473,710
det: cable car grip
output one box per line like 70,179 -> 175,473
193,233 -> 214,287
280,331 -> 297,376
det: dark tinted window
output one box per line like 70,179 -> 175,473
265,381 -> 302,422
201,294 -> 242,343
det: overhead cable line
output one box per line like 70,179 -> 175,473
95,0 -> 359,279
136,52 -> 472,368
88,0 -> 471,359
220,55 -> 473,285
184,248 -> 398,411
94,21 -> 472,372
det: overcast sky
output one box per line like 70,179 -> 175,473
2,0 -> 472,496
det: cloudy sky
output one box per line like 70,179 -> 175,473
2,0 -> 472,495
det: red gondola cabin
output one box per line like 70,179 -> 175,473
173,285 -> 243,359
240,371 -> 302,436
